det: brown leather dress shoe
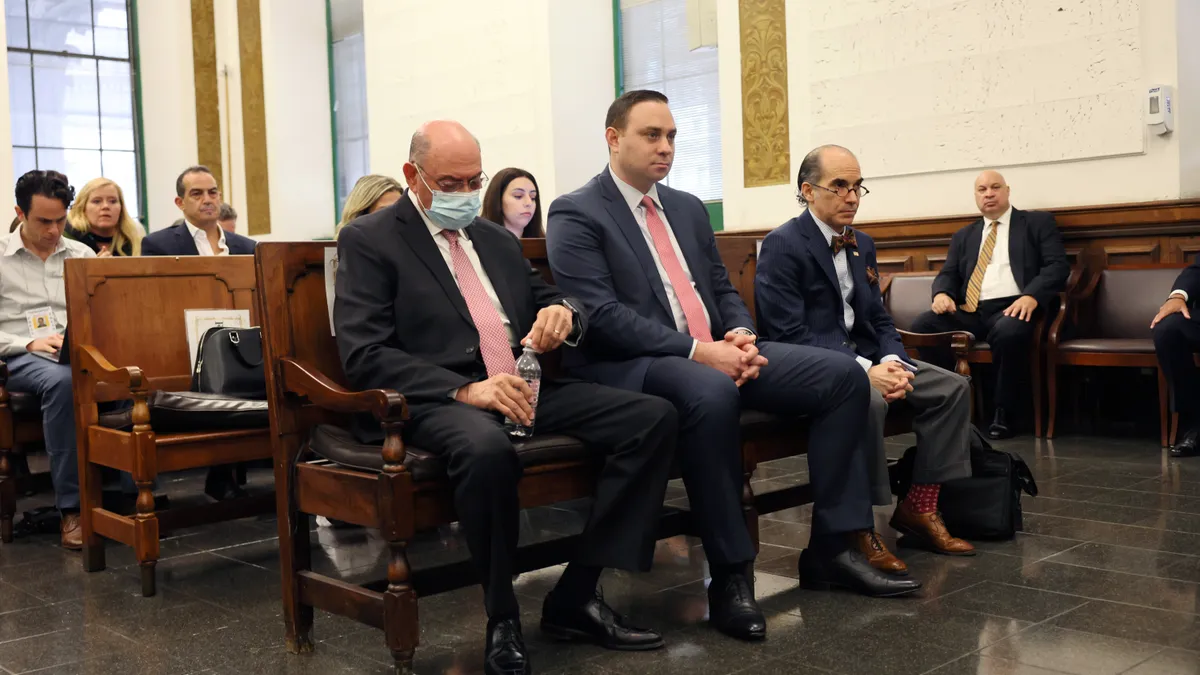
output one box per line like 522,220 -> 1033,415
60,513 -> 83,551
889,502 -> 975,556
855,530 -> 908,575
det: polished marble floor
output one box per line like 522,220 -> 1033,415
4,434 -> 1200,674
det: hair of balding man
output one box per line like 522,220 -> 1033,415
408,123 -> 482,165
796,144 -> 854,205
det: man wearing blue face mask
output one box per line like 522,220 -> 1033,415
334,120 -> 679,675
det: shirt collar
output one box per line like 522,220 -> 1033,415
809,210 -> 841,245
185,219 -> 228,250
985,206 -> 1013,228
608,165 -> 662,213
2,229 -> 68,258
409,188 -> 470,242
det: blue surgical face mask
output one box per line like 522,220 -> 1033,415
417,169 -> 480,231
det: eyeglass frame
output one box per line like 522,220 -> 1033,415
415,164 -> 489,193
805,182 -> 870,200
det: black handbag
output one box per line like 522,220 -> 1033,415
891,426 -> 1038,540
190,326 -> 267,399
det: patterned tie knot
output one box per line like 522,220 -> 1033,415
830,228 -> 858,255
441,230 -> 459,244
640,195 -> 657,212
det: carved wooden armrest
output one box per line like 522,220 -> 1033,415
897,329 -> 974,378
77,345 -> 151,431
279,357 -> 409,472
279,358 -> 407,424
1048,267 -> 1089,349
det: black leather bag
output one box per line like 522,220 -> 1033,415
891,426 -> 1038,540
191,326 -> 267,399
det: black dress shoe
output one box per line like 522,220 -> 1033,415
798,547 -> 923,597
486,618 -> 531,675
541,588 -> 663,650
988,407 -> 1014,440
1172,427 -> 1200,457
707,572 -> 766,641
204,467 -> 247,501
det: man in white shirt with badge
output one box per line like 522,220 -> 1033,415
0,170 -> 95,549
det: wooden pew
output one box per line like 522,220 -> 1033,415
0,364 -> 46,542
65,256 -> 274,595
259,239 -> 917,671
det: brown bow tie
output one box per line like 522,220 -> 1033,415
830,228 -> 858,255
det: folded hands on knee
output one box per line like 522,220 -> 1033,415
692,332 -> 768,387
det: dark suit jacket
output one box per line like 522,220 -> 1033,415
1172,261 -> 1200,302
335,194 -> 584,442
755,211 -> 908,366
141,221 -> 257,256
546,169 -> 753,391
932,208 -> 1068,309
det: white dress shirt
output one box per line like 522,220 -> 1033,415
0,230 -> 95,357
977,206 -> 1022,301
608,167 -> 719,358
810,211 -> 911,374
185,220 -> 229,256
409,189 -> 516,347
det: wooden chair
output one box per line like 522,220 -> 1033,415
882,271 -> 1074,436
64,256 -> 275,595
0,368 -> 45,543
1047,264 -> 1187,446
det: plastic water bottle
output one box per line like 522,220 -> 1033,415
504,343 -> 541,438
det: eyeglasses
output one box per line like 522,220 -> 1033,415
417,165 -> 488,193
809,183 -> 869,199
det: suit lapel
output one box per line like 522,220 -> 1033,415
599,173 -> 674,319
175,224 -> 200,256
1008,209 -> 1027,288
470,223 -> 525,335
962,218 -> 984,285
844,231 -> 871,317
394,196 -> 473,328
800,212 -> 839,292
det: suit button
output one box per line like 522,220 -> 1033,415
465,347 -> 475,354
842,341 -> 849,347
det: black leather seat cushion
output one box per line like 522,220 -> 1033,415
147,391 -> 268,433
1058,338 -> 1154,354
307,424 -> 595,482
7,391 -> 40,417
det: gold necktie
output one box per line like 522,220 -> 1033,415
962,221 -> 999,313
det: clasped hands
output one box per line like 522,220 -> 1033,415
693,331 -> 768,387
868,361 -> 915,402
932,292 -> 1037,322
455,304 -> 573,425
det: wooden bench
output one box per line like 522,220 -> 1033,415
64,256 -> 275,595
261,239 -> 922,671
0,363 -> 46,542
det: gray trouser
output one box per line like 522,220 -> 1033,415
866,359 -> 973,505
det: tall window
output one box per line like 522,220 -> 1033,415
620,0 -> 721,201
6,0 -> 141,217
329,0 -> 369,214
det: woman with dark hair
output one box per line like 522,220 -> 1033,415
481,167 -> 543,238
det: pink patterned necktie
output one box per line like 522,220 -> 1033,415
641,196 -> 712,342
441,231 -> 516,377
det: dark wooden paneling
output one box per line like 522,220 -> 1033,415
716,199 -> 1200,273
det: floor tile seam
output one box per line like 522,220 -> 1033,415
1034,510 -> 1199,537
0,581 -> 45,611
0,628 -> 70,648
1037,557 -> 1200,585
207,549 -> 274,572
1117,647 -> 1175,675
178,535 -> 280,556
915,579 -> 985,606
992,581 -> 1200,618
1044,538 -> 1200,561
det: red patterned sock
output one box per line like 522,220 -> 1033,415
904,483 -> 941,514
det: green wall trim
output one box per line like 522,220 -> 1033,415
129,0 -> 148,230
612,0 -> 623,97
705,200 -> 723,232
324,0 -> 340,230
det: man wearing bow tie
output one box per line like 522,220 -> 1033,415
756,145 -> 975,567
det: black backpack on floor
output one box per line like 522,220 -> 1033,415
891,426 -> 1038,540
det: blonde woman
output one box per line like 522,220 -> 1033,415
66,177 -> 144,256
335,174 -> 403,237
